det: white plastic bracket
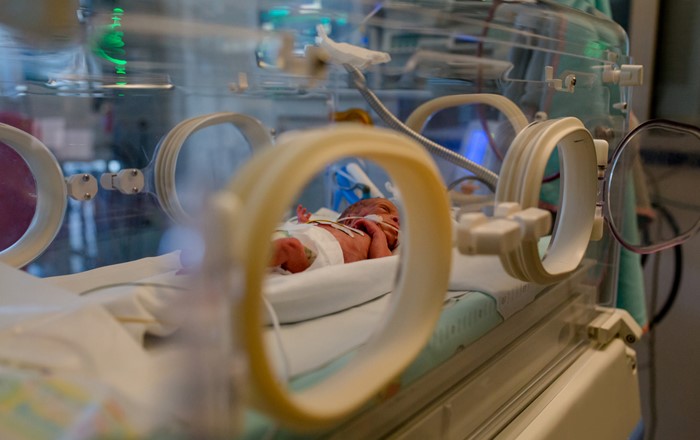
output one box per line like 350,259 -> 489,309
591,205 -> 604,241
457,204 -> 552,255
100,169 -> 145,195
512,207 -> 552,240
602,64 -> 643,86
65,173 -> 98,201
587,306 -> 643,347
594,138 -> 609,178
545,66 -> 576,93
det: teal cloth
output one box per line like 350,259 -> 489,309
556,0 -> 613,17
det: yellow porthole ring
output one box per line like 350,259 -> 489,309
0,123 -> 67,268
221,125 -> 452,430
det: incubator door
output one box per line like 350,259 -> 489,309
606,119 -> 700,254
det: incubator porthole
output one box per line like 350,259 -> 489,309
606,119 -> 700,254
211,124 -> 452,428
0,123 -> 67,268
174,124 -> 254,217
0,143 -> 38,252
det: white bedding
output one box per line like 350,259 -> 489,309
0,243 -> 548,437
42,245 -> 541,341
47,252 -> 187,343
0,263 -> 172,435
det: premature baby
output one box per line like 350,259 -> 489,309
270,198 -> 400,274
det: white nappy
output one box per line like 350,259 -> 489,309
275,224 -> 345,272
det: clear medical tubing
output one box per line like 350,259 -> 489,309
204,124 -> 452,430
0,123 -> 67,268
344,64 -> 500,190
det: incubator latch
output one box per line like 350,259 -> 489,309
587,306 -> 643,347
456,203 -> 552,255
590,138 -> 608,241
601,64 -> 644,86
545,66 -> 576,93
65,174 -> 98,201
99,169 -> 145,195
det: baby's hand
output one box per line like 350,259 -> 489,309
354,218 -> 382,236
296,204 -> 312,223
354,218 -> 392,258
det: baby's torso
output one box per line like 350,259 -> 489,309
316,224 -> 371,263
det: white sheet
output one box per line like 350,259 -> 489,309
264,255 -> 398,324
0,263 -> 170,433
46,253 -> 187,343
43,245 -> 539,337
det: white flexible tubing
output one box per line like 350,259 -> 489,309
153,112 -> 273,224
344,162 -> 385,198
404,94 -> 529,135
496,118 -> 598,284
210,125 -> 452,430
0,123 -> 67,268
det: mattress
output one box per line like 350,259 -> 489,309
35,245 -> 555,438
243,287 -> 544,438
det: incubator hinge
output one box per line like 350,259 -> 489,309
587,306 -> 642,347
590,138 -> 609,241
601,64 -> 644,86
544,66 -> 576,93
99,169 -> 145,195
65,173 -> 98,201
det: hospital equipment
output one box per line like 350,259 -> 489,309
0,0 -> 697,438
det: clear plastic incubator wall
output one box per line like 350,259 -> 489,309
0,1 -> 647,439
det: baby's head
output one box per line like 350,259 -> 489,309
339,198 -> 400,250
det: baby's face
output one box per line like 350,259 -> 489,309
345,199 -> 400,249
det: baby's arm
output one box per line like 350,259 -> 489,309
355,219 -> 393,259
270,237 -> 311,273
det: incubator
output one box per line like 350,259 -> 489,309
0,0 -> 695,438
